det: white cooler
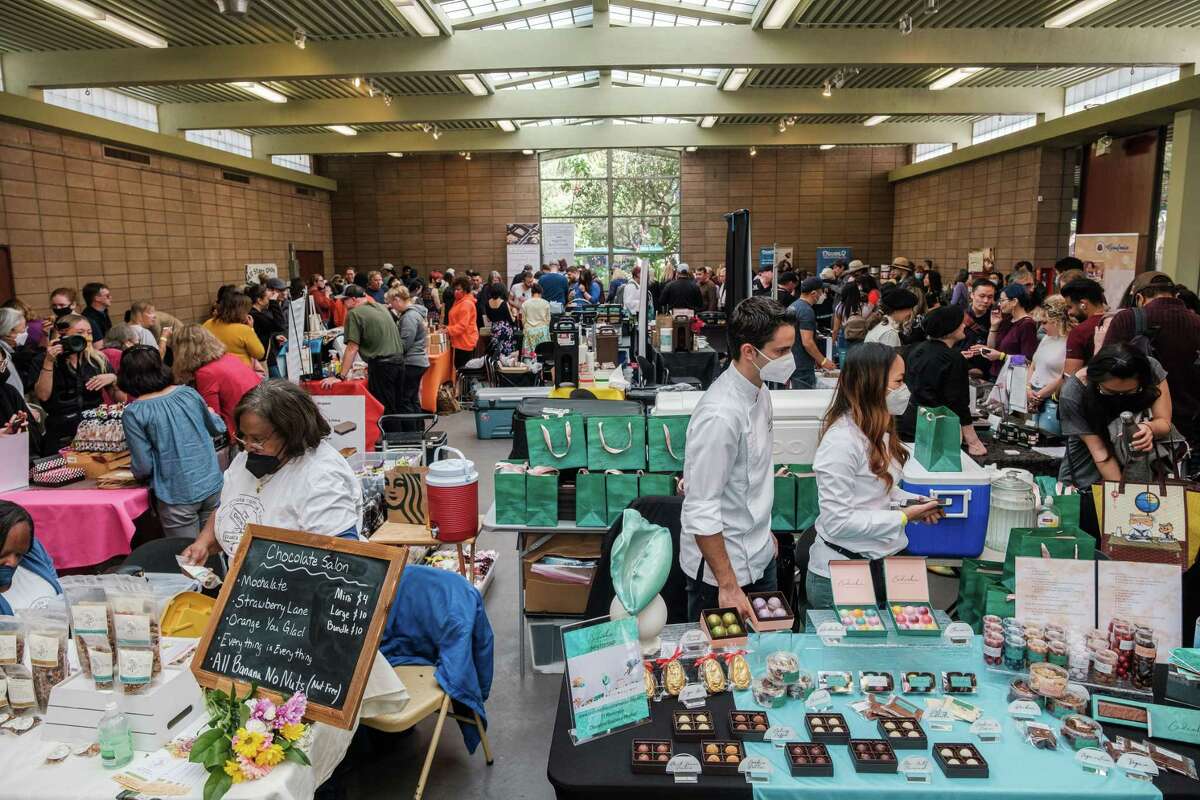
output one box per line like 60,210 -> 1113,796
899,453 -> 991,558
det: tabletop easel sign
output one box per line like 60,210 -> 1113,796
191,524 -> 405,729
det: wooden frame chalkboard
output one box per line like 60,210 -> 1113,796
191,524 -> 406,729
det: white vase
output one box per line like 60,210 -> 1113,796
610,593 -> 668,657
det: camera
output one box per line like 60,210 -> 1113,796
60,334 -> 87,354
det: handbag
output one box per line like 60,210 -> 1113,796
1034,397 -> 1062,437
913,405 -> 962,472
647,415 -> 689,473
771,467 -> 798,531
1101,475 -> 1189,566
574,470 -> 608,528
585,415 -> 646,471
526,412 -> 587,469
525,466 -> 559,527
604,470 -> 640,526
1002,526 -> 1095,583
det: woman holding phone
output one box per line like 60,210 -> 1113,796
968,283 -> 1038,377
806,343 -> 944,609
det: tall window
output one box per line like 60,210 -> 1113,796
971,114 -> 1037,145
539,148 -> 680,280
1066,67 -> 1180,116
44,88 -> 159,133
271,154 -> 313,174
185,129 -> 252,157
912,143 -> 953,163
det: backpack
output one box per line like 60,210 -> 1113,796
1128,307 -> 1161,360
436,383 -> 461,415
843,315 -> 869,342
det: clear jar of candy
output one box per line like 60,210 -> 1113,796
983,631 -> 1004,666
1026,638 -> 1049,664
1048,639 -> 1069,667
1004,635 -> 1027,671
1133,628 -> 1156,690
1085,629 -> 1108,654
1068,646 -> 1090,682
1091,649 -> 1118,686
1112,622 -> 1134,681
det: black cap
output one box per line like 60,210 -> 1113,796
880,288 -> 918,310
342,284 -> 367,299
799,276 -> 825,294
266,277 -> 288,290
923,305 -> 965,338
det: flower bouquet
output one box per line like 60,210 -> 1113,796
188,683 -> 311,800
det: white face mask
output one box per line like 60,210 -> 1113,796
886,384 -> 911,415
754,348 -> 796,384
14,331 -> 28,347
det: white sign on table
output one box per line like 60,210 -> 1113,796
312,395 -> 367,454
1015,557 -> 1096,629
507,244 -> 541,283
1097,560 -> 1182,662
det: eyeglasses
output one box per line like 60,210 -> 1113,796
1097,384 -> 1141,397
233,432 -> 275,451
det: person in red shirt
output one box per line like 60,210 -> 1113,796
171,324 -> 261,433
1060,278 -> 1108,377
446,276 -> 479,370
307,274 -> 333,327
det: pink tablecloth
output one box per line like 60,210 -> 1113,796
0,487 -> 151,570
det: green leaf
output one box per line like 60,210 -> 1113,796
189,729 -> 225,762
238,703 -> 250,728
203,769 -> 233,800
284,746 -> 311,767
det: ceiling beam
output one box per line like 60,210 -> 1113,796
451,0 -> 585,30
615,0 -> 752,25
253,121 -> 973,154
158,86 -> 1061,131
3,28 -> 1197,90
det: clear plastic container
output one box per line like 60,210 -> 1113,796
1003,635 -> 1026,671
98,702 -> 134,769
1047,639 -> 1069,667
1027,638 -> 1049,664
1091,649 -> 1118,686
1061,714 -> 1103,751
1067,646 -> 1090,682
983,631 -> 1004,666
1133,629 -> 1156,690
1030,662 -> 1069,699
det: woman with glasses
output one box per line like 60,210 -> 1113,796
180,380 -> 362,565
34,314 -> 123,449
119,346 -> 225,540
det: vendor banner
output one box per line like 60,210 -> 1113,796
560,616 -> 650,745
507,222 -> 542,282
816,247 -> 851,272
773,246 -> 793,274
1074,233 -> 1138,308
311,394 -> 366,454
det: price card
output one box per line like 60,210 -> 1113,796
679,683 -> 708,710
1007,700 -> 1041,720
666,754 -> 701,784
817,621 -> 846,644
806,690 -> 833,712
942,622 -> 974,645
925,704 -> 955,732
861,674 -> 890,692
739,756 -> 772,784
1117,753 -> 1159,782
764,725 -> 797,747
1076,748 -> 1116,777
971,718 -> 1002,743
899,756 -> 932,784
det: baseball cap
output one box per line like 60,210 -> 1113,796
342,285 -> 367,299
677,264 -> 691,275
800,276 -> 825,294
266,277 -> 288,290
819,267 -> 835,280
1131,270 -> 1173,294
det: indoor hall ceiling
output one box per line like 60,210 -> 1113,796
791,0 -> 1200,28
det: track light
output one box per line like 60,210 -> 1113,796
777,119 -> 787,133
383,92 -> 392,106
326,125 -> 357,136
863,115 -> 891,126
352,76 -> 362,88
748,146 -> 757,157
214,0 -> 250,15
432,127 -> 441,140
366,79 -> 376,98
293,28 -> 306,49
786,116 -> 796,128
465,152 -> 471,161
822,80 -> 832,98
898,13 -> 913,35
388,152 -> 404,158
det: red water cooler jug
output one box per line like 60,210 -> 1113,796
426,446 -> 479,542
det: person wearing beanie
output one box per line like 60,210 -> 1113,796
971,282 -> 1038,378
863,288 -> 918,349
896,305 -> 987,457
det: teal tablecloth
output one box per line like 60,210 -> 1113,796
733,632 -> 1161,800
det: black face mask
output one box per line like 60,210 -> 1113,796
1095,389 -> 1154,419
51,306 -> 72,319
245,452 -> 282,479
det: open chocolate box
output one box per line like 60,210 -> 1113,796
829,560 -> 886,637
883,556 -> 942,635
933,743 -> 989,778
877,718 -> 928,749
849,739 -> 898,773
746,591 -> 794,632
786,743 -> 834,777
806,712 -> 850,744
631,740 -> 673,773
728,710 -> 770,740
672,710 -> 717,740
699,741 -> 745,774
699,607 -> 749,648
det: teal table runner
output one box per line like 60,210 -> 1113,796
733,633 -> 1161,800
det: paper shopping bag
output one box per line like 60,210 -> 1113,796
574,470 -> 608,528
526,413 -> 587,470
771,467 -> 798,531
525,467 -> 560,527
586,415 -> 647,472
605,471 -> 640,526
1101,479 -> 1188,566
914,406 -> 962,472
494,462 -> 527,526
647,415 -> 689,473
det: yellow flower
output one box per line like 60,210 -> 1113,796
280,722 -> 305,742
255,744 -> 285,768
232,729 -> 266,759
224,759 -> 245,784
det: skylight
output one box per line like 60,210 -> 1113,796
497,71 -> 599,91
610,4 -> 727,26
479,5 -> 593,29
613,69 -> 722,87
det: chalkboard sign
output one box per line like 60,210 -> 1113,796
192,524 -> 406,728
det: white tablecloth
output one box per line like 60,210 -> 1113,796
0,652 -> 409,800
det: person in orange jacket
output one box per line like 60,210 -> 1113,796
446,276 -> 479,369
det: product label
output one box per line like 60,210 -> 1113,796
739,756 -> 772,783
0,635 -> 16,664
950,675 -> 975,690
0,677 -> 7,708
7,677 -> 34,708
983,644 -> 1002,658
1094,659 -> 1114,675
1119,639 -> 1135,651
899,756 -> 931,783
765,725 -> 796,746
862,675 -> 889,692
666,754 -> 700,784
1076,748 -> 1115,774
678,683 -> 707,709
1135,645 -> 1156,659
1117,753 -> 1159,777
71,605 -> 109,636
114,614 -> 151,647
906,674 -> 933,690
119,649 -> 153,685
971,718 -> 1002,741
805,690 -> 833,711
89,648 -> 114,682
1008,700 -> 1041,719
28,633 -> 60,668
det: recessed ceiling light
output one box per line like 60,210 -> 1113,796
459,74 -> 489,96
748,145 -> 757,157
699,116 -> 718,128
722,68 -> 751,92
388,152 -> 404,157
522,149 -> 535,155
42,0 -> 168,47
928,67 -> 984,90
762,0 -> 801,29
233,82 -> 288,103
497,120 -> 517,132
685,146 -> 698,152
863,115 -> 891,126
326,125 -> 357,136
820,144 -> 836,150
1044,0 -> 1120,28
390,0 -> 441,36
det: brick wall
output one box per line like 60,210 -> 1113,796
680,147 -> 905,271
892,146 -> 1077,277
324,152 -> 540,273
0,121 -> 333,322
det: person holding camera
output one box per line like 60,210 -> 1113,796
34,314 -> 124,449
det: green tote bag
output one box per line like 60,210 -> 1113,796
526,413 -> 587,470
575,470 -> 608,528
638,472 -> 676,498
494,462 -> 527,526
913,405 -> 962,472
1002,526 -> 1095,583
791,464 -> 820,532
605,471 -> 641,526
647,415 -> 689,473
525,467 -> 560,527
586,415 -> 647,472
771,468 -> 798,531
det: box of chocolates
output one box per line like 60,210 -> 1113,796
631,740 -> 672,773
860,670 -> 895,694
818,671 -> 855,695
700,607 -> 748,648
934,743 -> 989,778
700,741 -> 744,774
786,743 -> 834,777
746,591 -> 794,632
849,739 -> 898,773
728,710 -> 770,740
901,671 -> 937,694
941,671 -> 977,694
878,718 -> 927,749
806,713 -> 850,744
672,710 -> 716,740
829,561 -> 886,637
883,556 -> 941,635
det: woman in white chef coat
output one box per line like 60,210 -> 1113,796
805,342 -> 944,608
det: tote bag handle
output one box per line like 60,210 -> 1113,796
662,424 -> 682,462
598,421 -> 633,454
540,421 -> 572,459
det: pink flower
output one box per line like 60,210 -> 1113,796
276,692 -> 307,727
248,698 -> 278,724
238,755 -> 272,781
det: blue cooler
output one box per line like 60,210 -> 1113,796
900,452 -> 990,557
474,387 -> 552,439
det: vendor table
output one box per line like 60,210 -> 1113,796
547,631 -> 1200,800
978,433 -> 1060,475
302,378 -> 385,451
421,348 -> 455,414
660,347 -> 720,388
0,483 -> 150,570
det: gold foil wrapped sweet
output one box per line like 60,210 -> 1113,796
700,658 -> 726,694
644,663 -> 657,699
728,654 -> 752,690
663,659 -> 687,696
